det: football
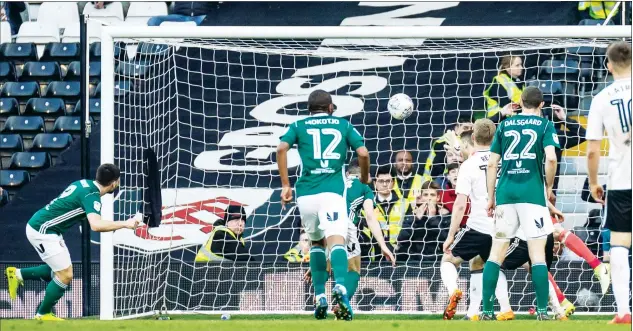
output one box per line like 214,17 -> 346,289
387,93 -> 414,120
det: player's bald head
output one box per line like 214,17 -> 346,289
473,118 -> 496,146
308,89 -> 333,114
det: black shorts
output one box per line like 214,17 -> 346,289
605,190 -> 632,233
502,233 -> 554,271
448,226 -> 492,262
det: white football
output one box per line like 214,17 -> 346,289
387,93 -> 414,120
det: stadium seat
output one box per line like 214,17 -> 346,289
71,98 -> 101,116
539,59 -> 580,81
0,98 -> 19,118
9,152 -> 51,172
0,134 -> 24,169
114,80 -> 132,98
1,116 -> 46,136
0,22 -> 10,44
90,41 -> 127,61
126,2 -> 168,25
62,21 -> 102,43
526,80 -> 564,105
0,62 -> 16,86
65,61 -> 101,83
37,2 -> 80,30
52,116 -> 81,134
24,98 -> 65,118
44,81 -> 80,102
16,22 -> 61,44
20,61 -> 63,83
83,2 -> 124,25
0,43 -> 39,64
0,187 -> 8,206
40,42 -> 80,64
31,133 -> 72,154
116,61 -> 149,79
92,83 -> 101,98
135,42 -> 172,62
0,169 -> 31,190
0,82 -> 41,103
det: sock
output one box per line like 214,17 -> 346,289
309,247 -> 328,296
482,261 -> 501,315
496,271 -> 511,313
440,262 -> 459,294
19,265 -> 53,282
467,271 -> 482,317
345,271 -> 360,300
560,230 -> 601,269
610,246 -> 631,316
36,276 -> 68,315
548,279 -> 564,316
531,263 -> 549,315
547,272 -> 565,304
330,245 -> 348,287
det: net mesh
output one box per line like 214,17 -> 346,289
106,36 -> 627,318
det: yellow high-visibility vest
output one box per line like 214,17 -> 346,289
578,1 -> 619,19
483,72 -> 522,118
284,244 -> 309,263
376,174 -> 424,244
195,226 -> 245,262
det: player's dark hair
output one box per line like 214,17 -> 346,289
375,165 -> 393,178
96,163 -> 120,187
446,163 -> 460,173
456,114 -> 474,126
460,130 -> 473,146
348,158 -> 360,175
308,89 -> 332,113
607,41 -> 632,70
473,118 -> 496,146
521,86 -> 544,109
421,180 -> 440,191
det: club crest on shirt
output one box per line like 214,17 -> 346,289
94,201 -> 102,212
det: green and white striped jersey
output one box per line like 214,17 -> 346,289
28,180 -> 102,235
345,176 -> 374,226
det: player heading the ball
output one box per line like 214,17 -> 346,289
5,163 -> 140,321
481,86 -> 559,321
277,89 -> 370,321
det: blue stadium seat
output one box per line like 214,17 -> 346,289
539,59 -> 580,81
44,81 -> 80,102
52,116 -> 81,134
0,169 -> 30,194
0,43 -> 38,64
71,98 -> 101,116
114,80 -> 131,98
90,41 -> 127,61
24,98 -> 66,127
136,42 -> 171,62
0,82 -> 41,103
65,61 -> 101,83
92,83 -> 100,97
527,80 -> 564,105
1,116 -> 45,136
0,134 -> 23,169
20,61 -> 62,83
0,62 -> 16,85
0,187 -> 8,206
40,42 -> 80,64
31,133 -> 72,154
9,152 -> 51,172
0,98 -> 19,117
116,61 -> 149,79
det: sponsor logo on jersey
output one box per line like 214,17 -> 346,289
94,201 -> 101,212
327,212 -> 339,222
534,217 -> 544,230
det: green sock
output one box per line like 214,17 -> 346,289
19,265 -> 52,282
330,245 -> 348,287
37,277 -> 68,315
531,263 -> 549,314
345,271 -> 360,300
482,260 -> 501,315
309,247 -> 328,296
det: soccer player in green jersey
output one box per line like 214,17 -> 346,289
5,164 -> 140,321
277,90 -> 370,320
481,86 -> 559,321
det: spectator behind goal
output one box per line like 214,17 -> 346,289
148,2 -> 216,26
195,205 -> 254,262
484,55 -> 525,123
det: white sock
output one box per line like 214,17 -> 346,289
610,246 -> 631,316
441,262 -> 458,294
495,271 -> 511,313
15,269 -> 23,282
548,281 -> 563,316
467,271 -> 483,317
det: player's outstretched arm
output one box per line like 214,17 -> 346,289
443,193 -> 468,254
362,199 -> 395,265
544,145 -> 557,203
356,146 -> 370,184
87,213 -> 139,232
486,152 -> 501,216
276,142 -> 293,205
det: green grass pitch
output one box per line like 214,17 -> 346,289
1,314 -> 627,331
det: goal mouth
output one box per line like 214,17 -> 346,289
97,24 -> 630,319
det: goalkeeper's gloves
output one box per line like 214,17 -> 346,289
442,130 -> 461,153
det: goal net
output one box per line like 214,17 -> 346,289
98,25 -> 630,319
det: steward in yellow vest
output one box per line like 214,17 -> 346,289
284,232 -> 310,263
484,55 -> 524,123
195,205 -> 251,262
578,1 -> 619,20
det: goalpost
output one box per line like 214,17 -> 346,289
98,25 -> 630,320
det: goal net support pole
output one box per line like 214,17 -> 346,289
99,25 -> 630,320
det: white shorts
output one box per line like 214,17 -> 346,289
26,225 -> 72,271
296,192 -> 349,242
494,203 -> 553,240
346,221 -> 361,259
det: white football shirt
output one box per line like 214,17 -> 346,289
455,149 -> 494,235
586,78 -> 632,190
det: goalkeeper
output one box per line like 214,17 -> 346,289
304,158 -> 396,319
5,164 -> 140,321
